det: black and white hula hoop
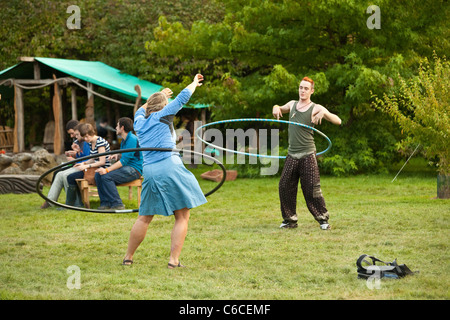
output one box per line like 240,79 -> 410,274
36,148 -> 226,214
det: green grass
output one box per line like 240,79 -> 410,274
0,160 -> 448,300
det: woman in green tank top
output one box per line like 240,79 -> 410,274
272,77 -> 341,230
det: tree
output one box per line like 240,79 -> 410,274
372,53 -> 449,198
0,0 -> 224,145
0,0 -> 224,75
147,0 -> 450,175
1,0 -> 448,176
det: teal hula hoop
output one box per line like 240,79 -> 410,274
195,118 -> 332,159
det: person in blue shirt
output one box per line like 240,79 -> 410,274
66,123 -> 111,207
94,117 -> 143,210
122,74 -> 206,268
40,122 -> 90,209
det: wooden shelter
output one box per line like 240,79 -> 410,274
0,57 -> 209,154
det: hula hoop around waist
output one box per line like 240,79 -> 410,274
195,118 -> 332,159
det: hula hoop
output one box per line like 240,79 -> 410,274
36,148 -> 226,214
195,118 -> 332,159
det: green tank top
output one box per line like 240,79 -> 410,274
288,101 -> 316,158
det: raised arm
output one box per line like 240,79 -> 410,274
186,74 -> 204,93
157,74 -> 204,118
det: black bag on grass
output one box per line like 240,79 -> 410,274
356,254 -> 416,279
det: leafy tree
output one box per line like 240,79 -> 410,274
372,53 -> 449,179
1,0 -> 449,177
0,0 -> 224,144
146,0 -> 449,175
0,0 -> 224,74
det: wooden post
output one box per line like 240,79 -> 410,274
114,102 -> 120,126
105,99 -> 114,143
201,109 -> 206,128
52,75 -> 64,155
62,86 -> 67,131
33,62 -> 40,80
87,82 -> 93,99
85,82 -> 95,126
13,84 -> 24,153
193,120 -> 203,164
71,85 -> 77,120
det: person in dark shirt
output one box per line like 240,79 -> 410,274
272,77 -> 341,230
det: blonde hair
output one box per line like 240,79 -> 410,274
145,92 -> 168,117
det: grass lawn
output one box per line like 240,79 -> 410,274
0,159 -> 448,300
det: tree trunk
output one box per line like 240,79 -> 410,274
437,174 -> 450,199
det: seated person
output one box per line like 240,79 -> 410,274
41,121 -> 90,209
94,117 -> 143,210
175,114 -> 196,144
65,123 -> 111,207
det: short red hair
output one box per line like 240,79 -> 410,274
301,76 -> 314,89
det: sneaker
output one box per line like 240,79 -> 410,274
97,205 -> 111,210
40,201 -> 50,209
111,204 -> 126,210
279,220 -> 298,229
319,220 -> 331,230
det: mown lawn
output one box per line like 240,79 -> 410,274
0,161 -> 448,300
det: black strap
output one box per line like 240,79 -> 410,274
356,254 -> 391,269
357,254 -> 416,277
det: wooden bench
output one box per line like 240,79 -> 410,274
0,125 -> 14,151
76,177 -> 143,209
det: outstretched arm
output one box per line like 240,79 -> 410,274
272,101 -> 295,120
312,105 -> 341,125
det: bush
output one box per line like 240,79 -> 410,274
372,53 -> 449,176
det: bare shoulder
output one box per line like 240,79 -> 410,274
312,103 -> 327,113
313,103 -> 326,110
287,100 -> 297,109
279,100 -> 296,112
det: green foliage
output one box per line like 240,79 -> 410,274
146,0 -> 449,175
317,110 -> 402,176
372,53 -> 450,175
1,0 -> 449,175
0,0 -> 225,74
0,0 -> 224,144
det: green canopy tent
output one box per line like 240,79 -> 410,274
0,57 -> 208,153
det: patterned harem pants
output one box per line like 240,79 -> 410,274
279,154 -> 329,223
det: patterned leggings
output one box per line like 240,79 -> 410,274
279,154 -> 329,223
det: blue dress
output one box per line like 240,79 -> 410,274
134,88 -> 207,216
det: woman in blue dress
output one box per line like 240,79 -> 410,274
122,74 -> 206,268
